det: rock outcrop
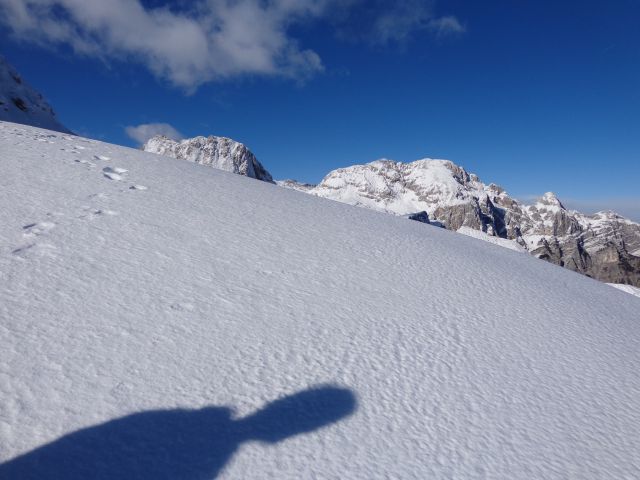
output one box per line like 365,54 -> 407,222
144,135 -> 274,183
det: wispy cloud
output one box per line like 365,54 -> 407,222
0,0 -> 464,90
330,0 -> 465,46
125,123 -> 184,145
427,15 -> 466,38
562,198 -> 640,223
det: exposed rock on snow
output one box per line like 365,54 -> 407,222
0,56 -> 71,134
406,211 -> 431,224
143,134 -> 274,183
305,159 -> 640,287
276,179 -> 316,192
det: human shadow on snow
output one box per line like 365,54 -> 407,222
0,385 -> 356,480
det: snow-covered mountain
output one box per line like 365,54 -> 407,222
283,159 -> 640,287
2,121 -> 639,478
144,134 -> 274,183
0,56 -> 71,134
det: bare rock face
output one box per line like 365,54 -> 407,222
304,159 -> 640,287
276,179 -> 316,192
0,56 -> 71,134
143,135 -> 274,183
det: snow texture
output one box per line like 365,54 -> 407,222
608,283 -> 640,299
1,121 -> 640,479
457,226 -> 527,252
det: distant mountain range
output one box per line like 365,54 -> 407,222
143,134 -> 640,288
2,56 -> 637,289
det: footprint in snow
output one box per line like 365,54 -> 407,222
103,166 -> 128,181
12,242 -> 57,258
88,193 -> 109,200
22,221 -> 55,237
75,159 -> 95,167
129,184 -> 147,191
79,207 -> 119,220
94,155 -> 110,161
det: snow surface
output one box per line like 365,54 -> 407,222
1,121 -> 640,479
608,283 -> 640,299
457,226 -> 526,252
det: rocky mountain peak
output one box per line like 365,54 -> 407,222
538,191 -> 565,209
143,134 -> 274,183
286,157 -> 640,287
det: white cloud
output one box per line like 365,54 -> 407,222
0,0 -> 327,89
125,123 -> 184,144
0,0 -> 464,89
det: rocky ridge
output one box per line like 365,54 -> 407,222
143,135 -> 274,183
283,159 -> 640,287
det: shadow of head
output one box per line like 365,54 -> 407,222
0,385 -> 356,480
237,385 -> 356,443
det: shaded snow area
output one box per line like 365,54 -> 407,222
608,283 -> 640,299
1,121 -> 640,479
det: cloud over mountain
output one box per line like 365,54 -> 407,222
125,123 -> 184,145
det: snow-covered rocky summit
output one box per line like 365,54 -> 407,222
143,134 -> 274,183
2,121 -> 640,478
289,158 -> 640,287
0,56 -> 71,134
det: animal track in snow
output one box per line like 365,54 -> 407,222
129,185 -> 147,191
94,155 -> 110,161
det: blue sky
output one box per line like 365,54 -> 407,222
1,0 -> 639,219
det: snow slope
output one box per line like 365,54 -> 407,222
608,283 -> 640,298
1,121 -> 639,479
457,226 -> 527,252
0,57 -> 71,134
